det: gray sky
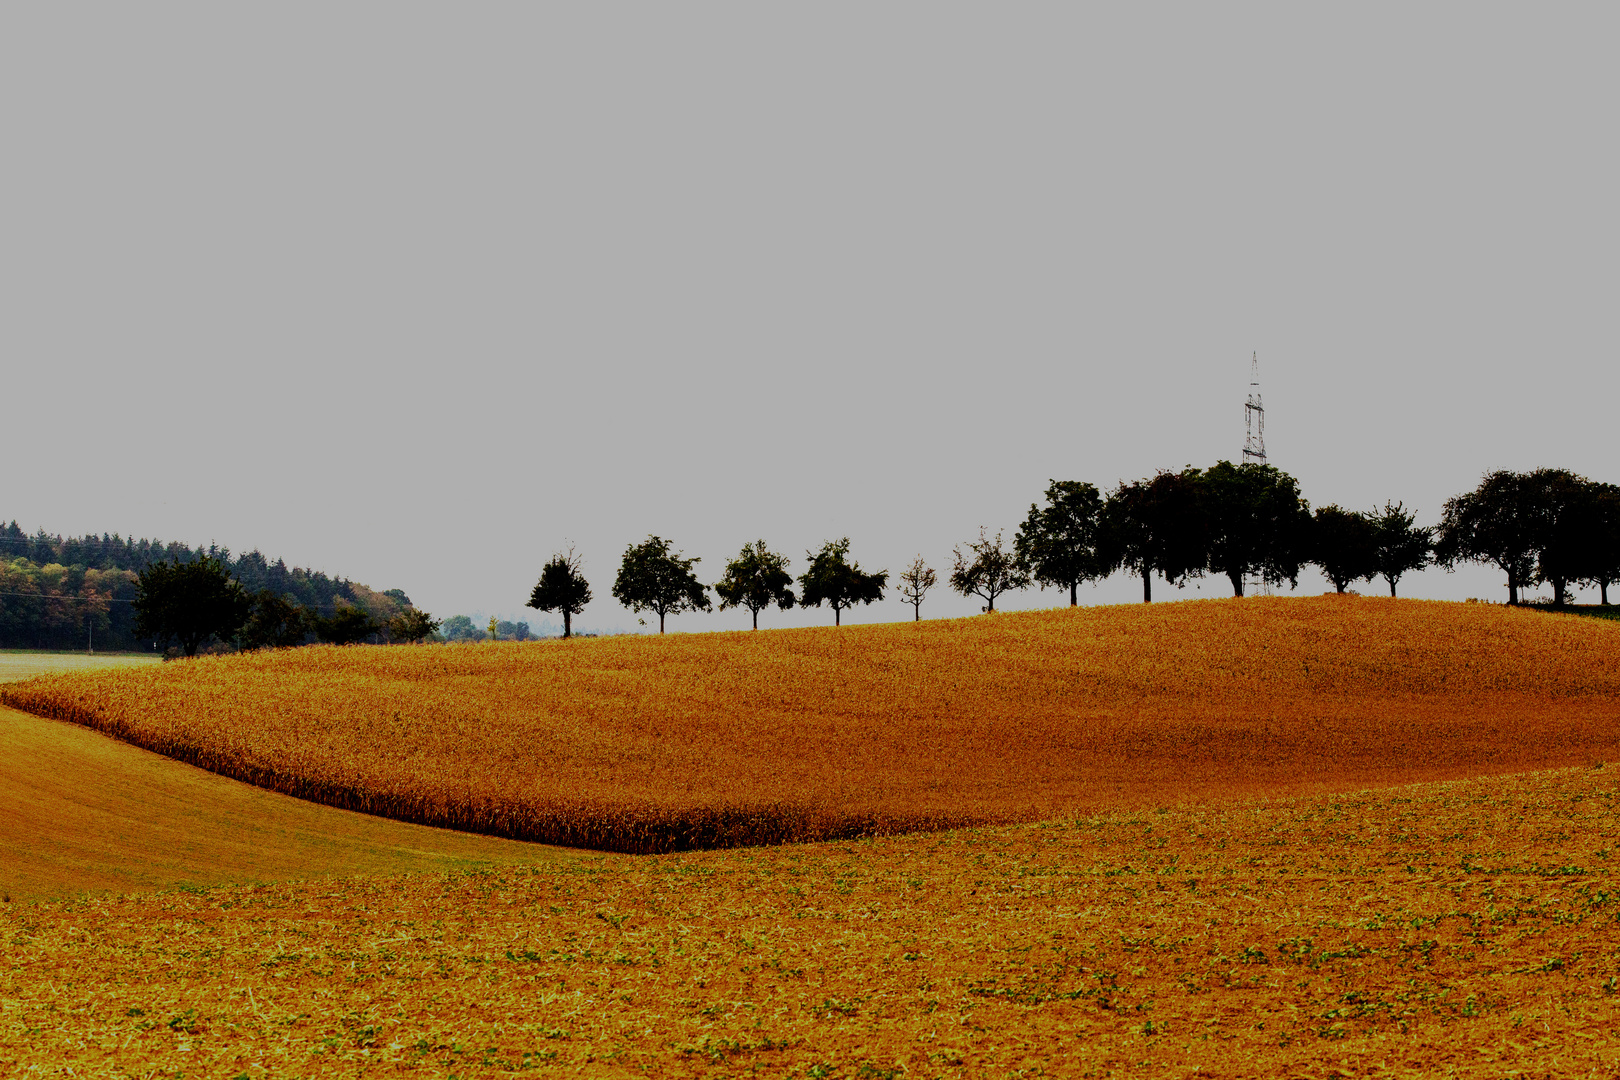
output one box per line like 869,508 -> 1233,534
4,5 -> 1615,631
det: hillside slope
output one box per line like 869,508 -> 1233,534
7,596 -> 1620,853
0,705 -> 563,902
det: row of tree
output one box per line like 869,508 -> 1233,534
523,464 -> 1620,634
91,463 -> 1620,655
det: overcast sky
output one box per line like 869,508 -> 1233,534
3,5 -> 1615,632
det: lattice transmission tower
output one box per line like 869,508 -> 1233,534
1242,353 -> 1270,595
1242,351 -> 1266,466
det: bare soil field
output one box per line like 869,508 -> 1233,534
4,766 -> 1617,1077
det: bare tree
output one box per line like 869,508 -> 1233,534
950,528 -> 1029,613
896,555 -> 936,621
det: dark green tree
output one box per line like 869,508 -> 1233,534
1098,470 -> 1207,602
949,528 -> 1028,613
1436,470 -> 1557,605
1014,480 -> 1107,606
241,591 -> 309,649
1198,460 -> 1312,596
1370,501 -> 1432,597
798,538 -> 887,626
133,556 -> 252,657
528,545 -> 593,638
1536,471 -> 1602,607
389,607 -> 441,643
314,605 -> 379,645
1581,484 -> 1620,605
714,540 -> 795,630
1310,505 -> 1378,594
612,535 -> 712,633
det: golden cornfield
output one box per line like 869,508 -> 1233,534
5,595 -> 1620,853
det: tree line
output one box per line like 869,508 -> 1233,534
0,521 -> 416,652
60,462 -> 1620,656
526,463 -> 1620,635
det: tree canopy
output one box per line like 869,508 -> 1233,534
1198,461 -> 1312,596
1371,501 -> 1432,597
1436,470 -> 1558,605
949,528 -> 1028,613
528,546 -> 593,638
1583,484 -> 1620,605
1099,470 -> 1206,602
314,605 -> 379,646
1310,505 -> 1378,594
389,607 -> 441,644
612,535 -> 712,633
1015,480 -> 1107,606
0,520 -> 410,651
713,540 -> 795,630
241,590 -> 309,650
1536,472 -> 1609,607
133,556 -> 252,657
798,538 -> 887,626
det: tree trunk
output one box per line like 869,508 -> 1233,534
1553,578 -> 1568,607
751,607 -> 759,630
1335,580 -> 1346,594
1604,580 -> 1611,606
1142,569 -> 1151,603
913,602 -> 920,621
1229,570 -> 1244,597
1507,577 -> 1519,605
986,592 -> 995,613
1388,575 -> 1398,597
659,611 -> 665,634
563,611 -> 572,638
835,606 -> 841,626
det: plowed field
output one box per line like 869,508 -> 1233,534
5,766 -> 1618,1077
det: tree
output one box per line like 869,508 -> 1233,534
950,528 -> 1029,613
528,545 -> 593,638
242,591 -> 309,649
798,538 -> 887,626
1198,461 -> 1312,596
314,605 -> 379,645
389,607 -> 441,643
1536,471 -> 1603,607
1370,501 -> 1432,597
1436,470 -> 1557,605
896,556 -> 936,621
1014,480 -> 1107,606
1581,484 -> 1620,605
714,540 -> 795,630
1098,470 -> 1206,602
612,535 -> 712,633
1310,505 -> 1378,594
440,614 -> 485,642
133,556 -> 252,657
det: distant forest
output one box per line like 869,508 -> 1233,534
0,522 -> 410,651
